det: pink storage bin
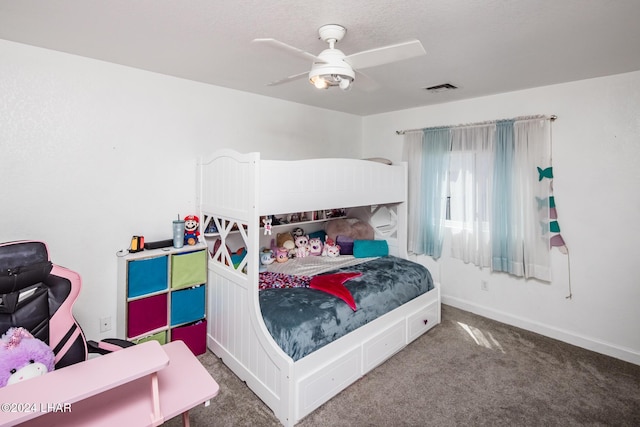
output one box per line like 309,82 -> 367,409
127,294 -> 168,338
171,320 -> 207,356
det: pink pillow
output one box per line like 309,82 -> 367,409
324,219 -> 374,242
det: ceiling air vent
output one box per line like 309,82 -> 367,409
424,83 -> 458,93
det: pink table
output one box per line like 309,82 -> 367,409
0,340 -> 219,426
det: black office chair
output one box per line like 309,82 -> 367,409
0,240 -> 131,369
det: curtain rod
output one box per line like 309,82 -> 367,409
395,114 -> 557,135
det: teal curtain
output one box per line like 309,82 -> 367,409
418,128 -> 450,259
491,120 -> 517,274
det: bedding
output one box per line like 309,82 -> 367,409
200,150 -> 441,427
259,255 -> 433,361
309,272 -> 362,311
264,254 -> 376,276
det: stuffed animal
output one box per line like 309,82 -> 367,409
325,243 -> 341,258
295,236 -> 309,258
262,217 -> 273,235
308,237 -> 323,256
259,248 -> 275,272
260,248 -> 275,266
322,237 -> 341,258
184,215 -> 200,245
276,232 -> 296,258
0,327 -> 55,387
292,227 -> 304,238
275,247 -> 289,263
294,235 -> 310,258
322,237 -> 336,256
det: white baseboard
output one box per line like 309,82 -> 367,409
442,295 -> 640,366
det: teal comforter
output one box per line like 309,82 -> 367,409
259,255 -> 433,361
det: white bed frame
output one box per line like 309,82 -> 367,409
198,149 -> 441,426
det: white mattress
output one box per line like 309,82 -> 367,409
265,255 -> 376,277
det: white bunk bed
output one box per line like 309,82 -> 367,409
198,149 -> 441,426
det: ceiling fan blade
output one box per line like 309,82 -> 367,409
252,38 -> 318,62
266,71 -> 309,86
354,70 -> 380,92
345,39 -> 426,70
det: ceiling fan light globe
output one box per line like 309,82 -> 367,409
310,75 -> 328,89
336,76 -> 353,91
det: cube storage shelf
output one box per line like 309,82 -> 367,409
117,244 -> 207,355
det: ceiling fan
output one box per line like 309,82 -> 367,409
253,24 -> 426,91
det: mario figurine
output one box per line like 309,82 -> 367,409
184,215 -> 200,245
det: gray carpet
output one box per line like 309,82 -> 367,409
166,305 -> 640,426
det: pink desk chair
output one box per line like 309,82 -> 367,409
0,240 -> 219,426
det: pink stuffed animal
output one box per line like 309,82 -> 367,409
325,244 -> 341,258
322,237 -> 341,258
275,247 -> 289,263
0,327 -> 55,387
294,235 -> 310,258
308,237 -> 323,256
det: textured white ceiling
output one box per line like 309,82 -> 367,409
1,0 -> 640,116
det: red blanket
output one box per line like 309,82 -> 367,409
309,272 -> 362,311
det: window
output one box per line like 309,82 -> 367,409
403,117 -> 561,281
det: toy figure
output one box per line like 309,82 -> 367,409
262,217 -> 273,235
184,215 -> 200,245
0,327 -> 54,387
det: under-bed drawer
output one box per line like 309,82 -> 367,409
362,319 -> 406,372
297,346 -> 361,418
407,300 -> 440,342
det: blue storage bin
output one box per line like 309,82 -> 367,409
171,285 -> 205,326
127,255 -> 168,298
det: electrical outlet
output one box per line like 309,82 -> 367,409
100,316 -> 112,333
480,280 -> 489,291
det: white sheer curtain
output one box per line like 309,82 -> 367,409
448,125 -> 495,268
514,119 -> 552,280
403,131 -> 423,253
403,116 -> 556,282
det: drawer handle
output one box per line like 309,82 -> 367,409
423,319 -> 428,325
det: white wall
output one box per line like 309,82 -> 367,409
362,70 -> 640,365
0,40 -> 362,340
